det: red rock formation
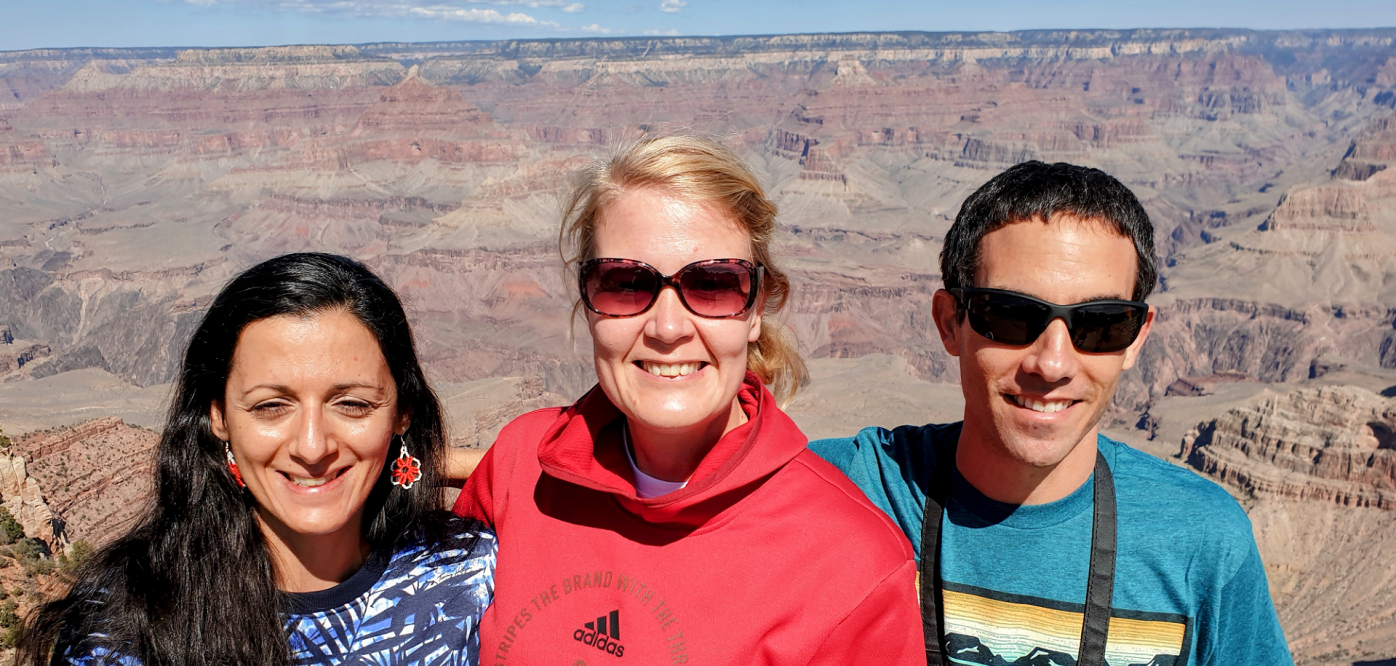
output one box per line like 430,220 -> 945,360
1181,386 -> 1396,509
10,418 -> 158,546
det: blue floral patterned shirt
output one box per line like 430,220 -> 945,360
67,522 -> 496,665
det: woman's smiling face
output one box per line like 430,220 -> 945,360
211,309 -> 406,543
587,187 -> 762,440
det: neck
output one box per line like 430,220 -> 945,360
955,420 -> 1100,506
257,509 -> 370,593
628,396 -> 749,482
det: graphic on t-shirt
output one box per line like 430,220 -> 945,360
573,609 -> 626,657
941,582 -> 1188,666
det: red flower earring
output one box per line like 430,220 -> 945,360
391,434 -> 422,490
225,441 -> 246,489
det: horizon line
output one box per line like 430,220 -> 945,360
5,25 -> 1396,56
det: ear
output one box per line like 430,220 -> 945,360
1120,306 -> 1155,371
931,289 -> 963,358
396,407 -> 413,436
210,400 -> 230,441
747,293 -> 766,344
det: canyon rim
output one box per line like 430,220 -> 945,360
1,29 -> 1396,663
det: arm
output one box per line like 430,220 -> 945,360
444,448 -> 487,487
805,560 -> 923,666
1196,541 -> 1293,665
451,446 -> 498,527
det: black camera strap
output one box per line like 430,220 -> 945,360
919,443 -> 1117,666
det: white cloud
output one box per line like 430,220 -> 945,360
658,0 -> 685,12
407,4 -> 553,24
643,28 -> 679,35
178,0 -> 615,29
226,0 -> 582,15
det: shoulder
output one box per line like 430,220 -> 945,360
498,406 -> 567,442
808,422 -> 960,504
62,645 -> 143,666
809,421 -> 959,476
1104,437 -> 1258,568
1105,435 -> 1250,519
385,517 -> 497,591
484,406 -> 567,463
783,451 -> 916,561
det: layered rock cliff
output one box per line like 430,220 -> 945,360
1180,386 -> 1396,508
1,28 -> 1395,458
0,451 -> 61,551
10,417 -> 158,546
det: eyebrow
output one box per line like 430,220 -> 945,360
239,382 -> 386,399
982,287 -> 1136,304
1075,292 -> 1136,303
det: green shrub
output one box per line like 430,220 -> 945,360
25,556 -> 54,577
10,538 -> 41,563
59,540 -> 93,577
0,508 -> 25,544
0,599 -> 18,629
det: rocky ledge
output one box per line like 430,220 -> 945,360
1181,386 -> 1396,509
11,417 -> 158,546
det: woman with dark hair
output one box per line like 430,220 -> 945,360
20,253 -> 494,665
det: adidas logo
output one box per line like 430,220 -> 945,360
573,609 -> 625,657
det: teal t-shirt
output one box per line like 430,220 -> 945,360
810,422 -> 1293,666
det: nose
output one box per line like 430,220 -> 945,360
1020,318 -> 1079,384
287,405 -> 337,468
643,286 -> 697,345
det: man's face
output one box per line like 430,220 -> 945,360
932,214 -> 1154,468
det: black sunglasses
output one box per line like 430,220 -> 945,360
950,287 -> 1149,353
579,258 -> 762,318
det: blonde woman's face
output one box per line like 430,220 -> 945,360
587,188 -> 763,437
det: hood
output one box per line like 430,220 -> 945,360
536,371 -> 808,528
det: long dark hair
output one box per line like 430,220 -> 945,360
19,253 -> 449,665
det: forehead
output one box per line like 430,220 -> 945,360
229,310 -> 391,387
975,215 -> 1138,303
593,187 -> 752,273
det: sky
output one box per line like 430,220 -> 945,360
2,0 -> 1395,51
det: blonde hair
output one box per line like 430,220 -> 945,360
560,134 -> 809,405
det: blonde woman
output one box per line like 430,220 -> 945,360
453,136 -> 921,664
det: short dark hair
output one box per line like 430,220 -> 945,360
940,161 -> 1158,303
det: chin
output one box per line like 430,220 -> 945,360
282,514 -> 357,537
633,403 -> 718,431
258,493 -> 362,537
999,431 -> 1083,469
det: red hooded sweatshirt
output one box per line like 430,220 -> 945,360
454,372 -> 923,666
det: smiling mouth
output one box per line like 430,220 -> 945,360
636,361 -> 707,378
283,467 -> 349,488
1009,394 -> 1078,414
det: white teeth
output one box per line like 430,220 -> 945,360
1011,395 -> 1072,413
642,361 -> 701,378
290,475 -> 330,488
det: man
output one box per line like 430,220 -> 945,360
810,161 -> 1292,666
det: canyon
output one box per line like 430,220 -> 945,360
0,29 -> 1395,663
